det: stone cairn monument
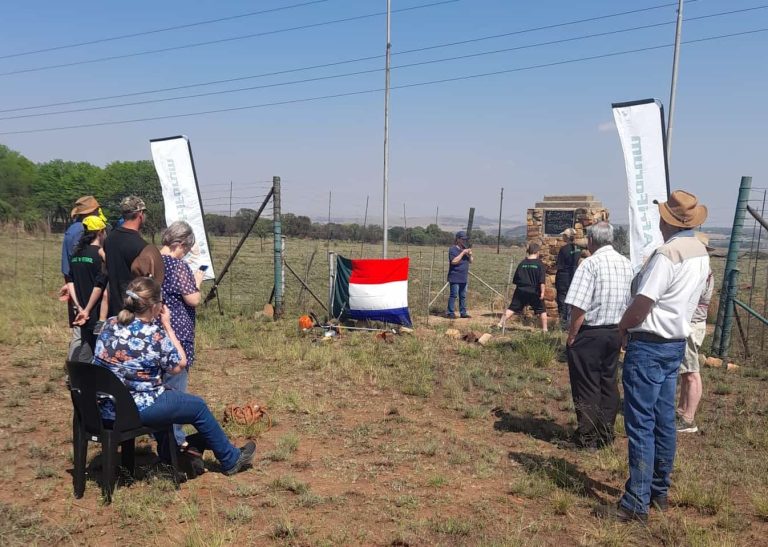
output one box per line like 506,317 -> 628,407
526,195 -> 609,321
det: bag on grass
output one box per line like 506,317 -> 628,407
223,401 -> 272,430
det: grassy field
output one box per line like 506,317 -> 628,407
2,231 -> 768,546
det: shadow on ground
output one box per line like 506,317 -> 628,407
509,451 -> 622,501
493,408 -> 571,444
64,443 -> 192,498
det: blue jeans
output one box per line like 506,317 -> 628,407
139,390 -> 240,472
448,282 -> 467,316
163,368 -> 189,446
620,338 -> 686,514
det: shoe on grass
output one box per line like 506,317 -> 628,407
223,441 -> 256,476
592,503 -> 648,523
676,415 -> 698,433
460,314 -> 472,319
650,496 -> 669,512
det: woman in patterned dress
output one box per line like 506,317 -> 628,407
159,221 -> 204,448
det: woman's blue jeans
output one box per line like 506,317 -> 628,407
163,368 -> 189,446
619,338 -> 686,514
448,282 -> 467,316
139,390 -> 240,472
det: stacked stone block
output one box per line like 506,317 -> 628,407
526,195 -> 609,321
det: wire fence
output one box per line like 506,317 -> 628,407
721,184 -> 768,362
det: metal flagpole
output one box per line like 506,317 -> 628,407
666,0 -> 684,164
496,187 -> 504,254
382,0 -> 392,258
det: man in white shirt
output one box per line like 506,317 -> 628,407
565,222 -> 633,449
597,190 -> 710,523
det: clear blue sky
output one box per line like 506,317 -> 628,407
1,0 -> 766,227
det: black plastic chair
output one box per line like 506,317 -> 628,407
66,361 -> 179,503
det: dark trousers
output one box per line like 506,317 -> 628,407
566,326 -> 622,447
555,272 -> 571,325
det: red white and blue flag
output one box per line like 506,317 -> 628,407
332,256 -> 412,327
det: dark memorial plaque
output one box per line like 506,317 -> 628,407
544,210 -> 575,236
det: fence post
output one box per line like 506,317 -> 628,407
712,176 -> 752,356
719,268 -> 741,360
273,176 -> 283,319
328,251 -> 337,319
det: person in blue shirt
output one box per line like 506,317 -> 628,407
61,196 -> 101,359
446,230 -> 473,319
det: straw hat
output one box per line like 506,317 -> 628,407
653,190 -> 708,228
70,196 -> 100,218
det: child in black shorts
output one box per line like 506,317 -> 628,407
498,242 -> 548,332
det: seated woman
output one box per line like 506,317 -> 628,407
93,276 -> 255,475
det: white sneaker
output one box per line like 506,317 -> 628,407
676,415 -> 698,433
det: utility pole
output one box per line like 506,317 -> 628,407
327,191 -> 332,250
360,195 -> 369,258
382,0 -> 392,258
666,0 -> 684,164
496,187 -> 504,254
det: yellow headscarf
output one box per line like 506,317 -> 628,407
83,215 -> 107,232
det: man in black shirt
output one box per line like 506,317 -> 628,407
104,196 -> 164,317
498,242 -> 548,332
555,228 -> 581,327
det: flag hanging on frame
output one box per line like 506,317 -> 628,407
332,256 -> 412,327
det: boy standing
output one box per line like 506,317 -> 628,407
498,242 -> 548,331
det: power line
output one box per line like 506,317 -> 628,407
201,181 -> 274,187
3,6 -> 763,121
0,0 -> 334,60
2,27 -> 764,136
0,0 -> 459,77
0,0 -> 699,113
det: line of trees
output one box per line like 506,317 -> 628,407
1,142 -> 515,247
205,209 -> 514,247
0,143 -> 166,236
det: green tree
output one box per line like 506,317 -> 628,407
33,159 -> 102,222
99,161 -> 164,238
0,144 -> 37,221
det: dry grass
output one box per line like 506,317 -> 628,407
0,233 -> 767,545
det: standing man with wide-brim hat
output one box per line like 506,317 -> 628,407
61,196 -> 101,359
596,190 -> 710,523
